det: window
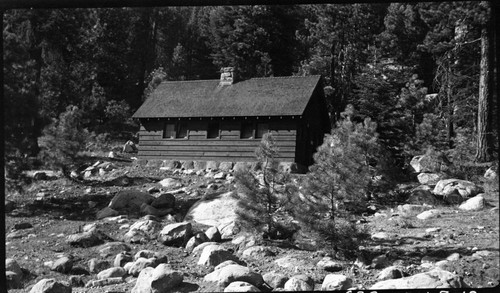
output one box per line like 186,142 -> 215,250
163,123 -> 176,139
241,122 -> 254,139
176,123 -> 188,138
255,123 -> 269,139
163,122 -> 188,139
207,122 -> 220,139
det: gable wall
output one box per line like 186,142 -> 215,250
137,118 -> 297,162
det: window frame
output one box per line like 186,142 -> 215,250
207,122 -> 220,139
240,121 -> 254,139
255,122 -> 269,139
163,121 -> 189,139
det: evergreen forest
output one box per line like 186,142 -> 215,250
3,2 -> 498,177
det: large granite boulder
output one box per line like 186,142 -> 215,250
184,191 -> 240,239
433,179 -> 483,199
108,190 -> 154,213
370,268 -> 468,289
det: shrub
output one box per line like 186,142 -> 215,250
233,133 -> 297,240
38,105 -> 90,174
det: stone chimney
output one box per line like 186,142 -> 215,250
220,67 -> 234,86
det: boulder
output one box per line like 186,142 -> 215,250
484,167 -> 498,180
131,264 -> 183,293
192,242 -> 218,256
5,200 -> 16,213
397,204 -> 433,215
283,274 -> 314,291
241,246 -> 275,259
316,257 -> 343,272
433,179 -> 483,199
417,173 -> 444,185
6,270 -> 22,289
185,232 -> 209,253
416,209 -> 441,220
96,207 -> 120,220
371,254 -> 389,269
376,265 -> 406,280
206,161 -> 219,171
135,250 -> 157,261
407,189 -> 440,205
185,191 -> 239,239
158,178 -> 183,190
321,274 -> 352,291
66,228 -> 108,248
108,190 -> 155,213
371,232 -> 395,241
263,272 -> 288,289
458,194 -> 486,211
204,264 -> 264,288
88,258 -> 110,273
205,226 -> 222,242
219,162 -> 234,172
128,257 -> 158,277
98,242 -> 131,257
97,267 -> 126,280
198,244 -> 240,267
123,140 -> 138,153
151,193 -> 176,209
410,155 -> 449,173
51,256 -> 73,274
224,281 -> 260,292
159,222 -> 192,246
370,268 -> 469,289
29,278 -> 71,293
6,258 -> 23,277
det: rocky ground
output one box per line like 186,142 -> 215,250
4,154 -> 500,292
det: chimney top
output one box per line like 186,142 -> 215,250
220,67 -> 234,86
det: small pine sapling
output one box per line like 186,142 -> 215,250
233,133 -> 296,239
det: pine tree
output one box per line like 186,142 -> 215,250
296,107 -> 379,254
233,133 -> 296,239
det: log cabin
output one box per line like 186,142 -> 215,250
132,68 -> 331,168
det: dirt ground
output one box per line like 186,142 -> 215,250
4,158 -> 500,292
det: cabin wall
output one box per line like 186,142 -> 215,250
296,88 -> 331,166
137,118 -> 297,162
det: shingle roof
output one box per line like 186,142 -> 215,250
132,75 -> 322,118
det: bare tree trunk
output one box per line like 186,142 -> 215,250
475,2 -> 493,162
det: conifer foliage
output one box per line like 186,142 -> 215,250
38,105 -> 90,175
296,106 -> 380,253
233,133 -> 296,239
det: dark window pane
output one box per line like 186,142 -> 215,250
241,122 -> 254,139
163,123 -> 175,139
256,123 -> 269,139
207,122 -> 219,139
176,123 -> 188,138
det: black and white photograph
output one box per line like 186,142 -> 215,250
3,1 -> 499,292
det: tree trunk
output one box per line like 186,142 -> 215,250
475,2 -> 493,162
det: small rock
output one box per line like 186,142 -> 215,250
185,232 -> 209,253
128,257 -> 157,277
14,222 -> 33,230
321,274 -> 352,290
198,244 -> 240,267
241,246 -> 275,259
6,258 -> 23,276
376,266 -> 406,280
446,253 -> 460,261
204,264 -> 264,288
224,281 -> 260,292
371,232 -> 394,241
459,194 -> 486,211
51,256 -> 73,274
159,222 -> 192,246
205,226 -> 222,242
371,254 -> 389,269
283,274 -> 314,291
97,267 -> 126,280
98,242 -> 131,257
263,272 -> 288,289
96,207 -> 120,220
214,172 -> 226,180
29,278 -> 71,293
134,250 -> 156,261
6,271 -> 22,289
85,277 -> 124,288
416,209 -> 441,220
317,257 -> 343,272
88,258 -> 110,273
